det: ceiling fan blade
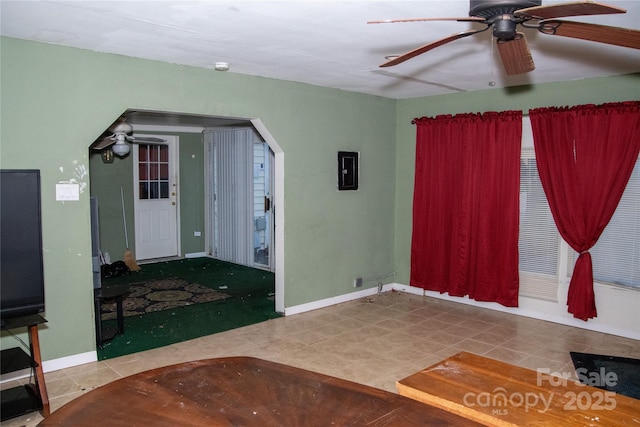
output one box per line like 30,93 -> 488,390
92,137 -> 116,150
130,136 -> 167,143
516,1 -> 626,20
380,28 -> 488,67
497,33 -> 535,76
539,20 -> 640,49
368,16 -> 485,24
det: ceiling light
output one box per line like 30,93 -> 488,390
214,62 -> 229,71
112,142 -> 130,157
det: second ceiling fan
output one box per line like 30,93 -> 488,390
369,0 -> 640,75
92,117 -> 166,157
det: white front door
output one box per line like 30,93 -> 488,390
133,136 -> 179,260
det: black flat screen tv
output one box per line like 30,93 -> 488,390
1,169 -> 45,320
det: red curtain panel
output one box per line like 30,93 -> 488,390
530,101 -> 640,321
410,111 -> 522,307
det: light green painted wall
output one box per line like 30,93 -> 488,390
178,133 -> 207,255
393,74 -> 640,285
1,37 -> 397,361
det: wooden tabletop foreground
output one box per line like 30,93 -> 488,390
38,356 -> 482,426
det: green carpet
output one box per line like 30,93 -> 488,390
97,258 -> 280,360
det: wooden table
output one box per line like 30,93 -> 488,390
38,356 -> 482,426
397,351 -> 640,427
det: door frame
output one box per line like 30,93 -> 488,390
134,118 -> 284,314
251,120 -> 284,313
132,134 -> 181,260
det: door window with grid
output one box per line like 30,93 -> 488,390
138,145 -> 169,200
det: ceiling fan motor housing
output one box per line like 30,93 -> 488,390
469,0 -> 541,18
470,0 -> 541,39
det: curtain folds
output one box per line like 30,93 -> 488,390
529,101 -> 640,321
410,111 -> 522,307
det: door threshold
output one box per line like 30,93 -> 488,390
137,256 -> 182,265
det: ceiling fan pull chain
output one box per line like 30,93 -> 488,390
489,32 -> 496,87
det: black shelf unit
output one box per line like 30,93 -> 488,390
1,314 -> 49,421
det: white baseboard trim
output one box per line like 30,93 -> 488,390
184,252 -> 207,259
284,284 -> 394,316
43,351 -> 97,373
391,283 -> 639,341
1,351 -> 97,384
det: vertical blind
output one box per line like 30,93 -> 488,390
208,129 -> 255,266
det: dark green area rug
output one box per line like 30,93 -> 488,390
101,277 -> 231,320
97,258 -> 280,360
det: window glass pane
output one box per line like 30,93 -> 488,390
519,157 -> 558,275
572,160 -> 640,288
139,145 -> 148,161
159,145 -> 168,162
150,164 -> 158,180
160,182 -> 169,198
150,146 -> 155,162
139,163 -> 148,180
160,164 -> 168,180
150,182 -> 159,199
139,183 -> 148,200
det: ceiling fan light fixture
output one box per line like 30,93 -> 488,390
112,142 -> 130,157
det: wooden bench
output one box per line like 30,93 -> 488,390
397,351 -> 640,426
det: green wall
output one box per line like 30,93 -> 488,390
89,132 -> 206,260
1,37 -> 396,361
393,74 -> 640,285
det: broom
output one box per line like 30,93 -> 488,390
121,186 -> 141,272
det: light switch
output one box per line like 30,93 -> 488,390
56,183 -> 80,201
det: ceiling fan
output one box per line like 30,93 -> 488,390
91,117 -> 166,157
369,0 -> 640,75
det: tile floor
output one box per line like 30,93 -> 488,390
3,291 -> 639,426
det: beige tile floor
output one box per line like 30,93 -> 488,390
3,291 -> 639,426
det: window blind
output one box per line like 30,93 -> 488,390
571,158 -> 640,289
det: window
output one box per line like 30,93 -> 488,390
519,155 -> 558,276
138,144 -> 169,200
570,161 -> 640,288
518,117 -> 640,297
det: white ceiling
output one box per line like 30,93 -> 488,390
1,0 -> 639,99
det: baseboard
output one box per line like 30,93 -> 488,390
391,283 -> 640,341
284,284 -> 394,316
42,351 -> 97,374
0,351 -> 97,384
184,252 -> 207,259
